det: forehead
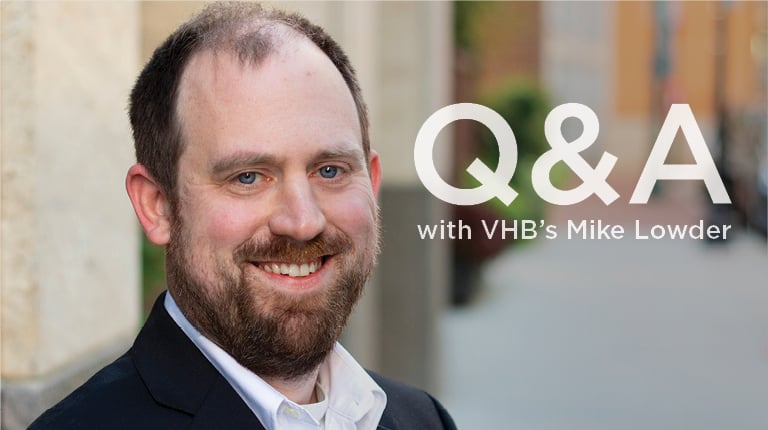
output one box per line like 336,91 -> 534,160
175,37 -> 362,162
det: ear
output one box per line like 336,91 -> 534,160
126,164 -> 172,245
369,150 -> 382,199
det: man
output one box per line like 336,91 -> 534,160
30,3 -> 455,429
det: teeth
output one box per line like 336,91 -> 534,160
288,265 -> 300,277
259,260 -> 322,277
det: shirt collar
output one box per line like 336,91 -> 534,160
164,292 -> 386,429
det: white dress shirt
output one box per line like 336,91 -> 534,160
164,293 -> 387,430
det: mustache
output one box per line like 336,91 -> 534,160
233,232 -> 353,263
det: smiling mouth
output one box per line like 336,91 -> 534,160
255,258 -> 324,278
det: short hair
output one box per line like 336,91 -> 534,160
129,2 -> 370,201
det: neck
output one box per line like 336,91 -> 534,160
264,367 -> 321,404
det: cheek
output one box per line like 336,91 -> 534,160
187,201 -> 263,248
322,189 -> 378,239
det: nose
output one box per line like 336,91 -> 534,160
268,178 -> 326,241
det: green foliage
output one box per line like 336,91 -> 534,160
474,79 -> 555,222
480,80 -> 550,160
454,1 -> 491,49
141,234 -> 166,318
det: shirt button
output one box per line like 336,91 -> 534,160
283,406 -> 300,418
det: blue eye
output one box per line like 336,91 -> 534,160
319,166 -> 339,179
237,172 -> 257,184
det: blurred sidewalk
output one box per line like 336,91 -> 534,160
548,179 -> 708,227
440,213 -> 768,429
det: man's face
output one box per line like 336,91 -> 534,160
167,38 -> 381,379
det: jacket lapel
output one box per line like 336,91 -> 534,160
132,293 -> 402,430
376,408 -> 400,430
132,292 -> 264,429
190,376 -> 265,430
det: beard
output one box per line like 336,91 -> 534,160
165,213 -> 379,380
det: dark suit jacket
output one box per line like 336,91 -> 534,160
29,293 -> 457,429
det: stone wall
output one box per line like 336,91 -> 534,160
1,2 -> 140,428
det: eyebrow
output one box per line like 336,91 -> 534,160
210,153 -> 281,177
209,145 -> 366,176
313,147 -> 366,167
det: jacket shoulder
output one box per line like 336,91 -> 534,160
28,350 -> 189,430
369,371 -> 458,430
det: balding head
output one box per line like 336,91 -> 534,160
129,2 -> 369,203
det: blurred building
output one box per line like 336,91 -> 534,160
455,1 -> 766,222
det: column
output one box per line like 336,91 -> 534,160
1,2 -> 140,428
